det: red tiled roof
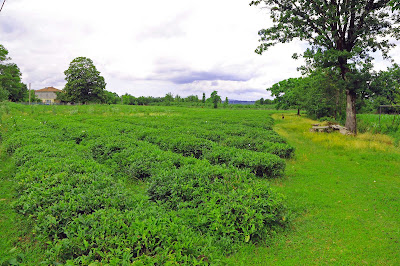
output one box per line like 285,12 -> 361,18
36,87 -> 62,92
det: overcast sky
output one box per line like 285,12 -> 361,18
1,0 -> 399,100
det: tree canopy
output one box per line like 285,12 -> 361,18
251,0 -> 400,133
63,57 -> 106,103
0,44 -> 27,102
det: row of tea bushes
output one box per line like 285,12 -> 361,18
138,131 -> 285,178
4,120 -> 220,264
103,115 -> 295,159
86,134 -> 287,245
2,104 -> 290,264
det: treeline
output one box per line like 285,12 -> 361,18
269,66 -> 400,120
120,92 -> 203,106
120,92 -> 274,108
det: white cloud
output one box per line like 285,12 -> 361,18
4,0 -> 396,101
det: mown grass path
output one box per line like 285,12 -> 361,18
229,113 -> 400,265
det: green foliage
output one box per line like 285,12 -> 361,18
0,86 -> 9,101
390,0 -> 400,11
0,44 -> 27,102
148,163 -> 286,244
103,90 -> 121,104
251,0 -> 400,133
358,113 -> 400,145
268,77 -> 306,113
63,57 -> 107,103
122,93 -> 137,105
269,69 -> 346,120
255,97 -> 274,106
210,91 -> 221,108
0,103 -> 291,264
361,64 -> 400,112
185,95 -> 200,103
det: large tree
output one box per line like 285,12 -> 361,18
251,0 -> 400,133
63,57 -> 106,103
0,44 -> 27,102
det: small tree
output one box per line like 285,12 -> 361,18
63,57 -> 106,103
268,78 -> 307,115
210,91 -> 221,109
202,92 -> 206,103
103,91 -> 120,104
122,93 -> 136,105
164,93 -> 174,102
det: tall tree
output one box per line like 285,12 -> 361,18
251,0 -> 400,133
0,44 -> 27,102
63,57 -> 106,103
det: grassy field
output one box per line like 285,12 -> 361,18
229,113 -> 400,264
358,113 -> 400,145
1,104 -> 399,264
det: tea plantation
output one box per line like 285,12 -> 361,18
0,103 -> 293,264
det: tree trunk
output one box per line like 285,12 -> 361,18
345,89 -> 357,134
297,108 -> 300,116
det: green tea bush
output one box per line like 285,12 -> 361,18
221,137 -> 294,158
203,146 -> 285,178
148,163 -> 287,245
138,131 -> 286,178
2,103 -> 292,264
46,206 -> 217,265
142,134 -> 214,159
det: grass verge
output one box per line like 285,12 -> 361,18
228,113 -> 400,264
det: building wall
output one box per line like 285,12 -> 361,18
35,91 -> 58,103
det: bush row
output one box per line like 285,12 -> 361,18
2,108 -> 290,265
10,136 -> 218,264
87,135 -> 287,247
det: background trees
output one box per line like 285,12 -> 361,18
63,57 -> 106,103
268,78 -> 307,116
0,44 -> 27,102
270,65 -> 400,119
251,0 -> 400,133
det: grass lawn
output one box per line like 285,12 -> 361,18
228,113 -> 400,264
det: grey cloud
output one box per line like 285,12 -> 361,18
148,59 -> 254,84
0,17 -> 26,40
169,70 -> 251,84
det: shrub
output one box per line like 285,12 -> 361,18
148,163 -> 287,244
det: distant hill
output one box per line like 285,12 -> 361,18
229,100 -> 256,105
